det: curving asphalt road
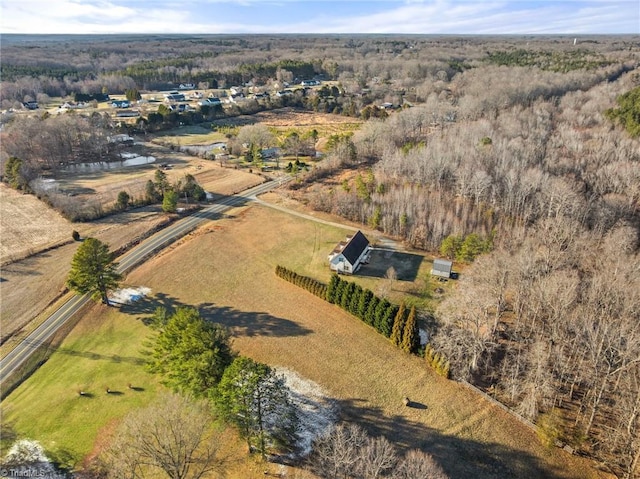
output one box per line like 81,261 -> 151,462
0,179 -> 285,386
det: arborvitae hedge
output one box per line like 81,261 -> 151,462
391,302 -> 407,347
424,344 -> 450,378
274,265 -> 327,299
278,269 -> 450,379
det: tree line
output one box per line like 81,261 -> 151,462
277,268 -> 450,378
288,72 -> 640,476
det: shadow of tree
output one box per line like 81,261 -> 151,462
56,348 -> 145,365
358,249 -> 423,282
118,294 -> 312,338
199,302 -> 313,338
2,257 -> 44,277
337,398 -> 571,479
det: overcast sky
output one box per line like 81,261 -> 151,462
1,0 -> 638,35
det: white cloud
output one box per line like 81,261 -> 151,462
1,0 -> 638,34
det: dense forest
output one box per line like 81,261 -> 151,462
1,34 -> 638,477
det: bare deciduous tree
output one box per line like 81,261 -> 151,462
101,393 -> 225,479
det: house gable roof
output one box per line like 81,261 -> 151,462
341,231 -> 369,265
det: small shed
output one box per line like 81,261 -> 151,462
431,259 -> 453,279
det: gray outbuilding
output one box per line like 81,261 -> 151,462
431,259 -> 453,279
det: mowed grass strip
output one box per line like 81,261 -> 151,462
125,204 -> 606,479
1,305 -> 161,463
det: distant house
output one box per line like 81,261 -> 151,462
328,231 -> 371,274
227,93 -> 245,103
22,101 -> 39,110
261,147 -> 281,159
431,259 -> 453,279
301,79 -> 321,86
115,110 -> 140,118
199,97 -> 221,106
108,134 -> 135,145
178,83 -> 195,90
164,93 -> 186,102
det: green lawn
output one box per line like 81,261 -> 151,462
1,307 -> 161,466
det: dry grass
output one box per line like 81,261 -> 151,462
212,107 -> 362,138
150,125 -> 228,146
0,184 -> 72,263
122,204 -> 607,479
52,143 -> 263,209
0,208 -> 168,342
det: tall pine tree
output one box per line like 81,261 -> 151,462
364,295 -> 379,325
66,238 -> 122,305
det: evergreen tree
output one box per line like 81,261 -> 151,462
440,235 -> 462,260
4,157 -> 28,190
162,189 -> 179,213
147,307 -> 235,397
340,282 -> 356,310
349,284 -> 363,315
401,306 -> 420,354
66,238 -> 122,305
358,289 -> 373,320
332,277 -> 346,304
154,169 -> 170,193
115,191 -> 130,211
145,179 -> 160,203
364,295 -> 379,325
374,298 -> 391,333
215,357 -> 298,457
381,303 -> 398,337
390,302 -> 407,347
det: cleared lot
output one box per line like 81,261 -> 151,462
0,185 -> 72,264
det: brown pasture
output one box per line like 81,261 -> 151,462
0,184 -> 72,264
122,203 -> 607,479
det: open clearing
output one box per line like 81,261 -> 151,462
211,107 -> 362,137
1,150 -> 264,343
2,202 -> 606,479
0,185 -> 72,264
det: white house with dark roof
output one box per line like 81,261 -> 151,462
328,231 -> 371,274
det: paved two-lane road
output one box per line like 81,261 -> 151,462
0,179 -> 284,386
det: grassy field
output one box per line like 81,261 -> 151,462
2,202 -> 608,478
210,107 -> 362,140
1,303 -> 162,466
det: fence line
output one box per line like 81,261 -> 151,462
458,379 -> 537,430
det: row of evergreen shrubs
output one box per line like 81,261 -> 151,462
275,265 -> 327,299
275,268 -> 450,378
326,274 -> 398,337
327,274 -> 449,378
425,344 -> 451,379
